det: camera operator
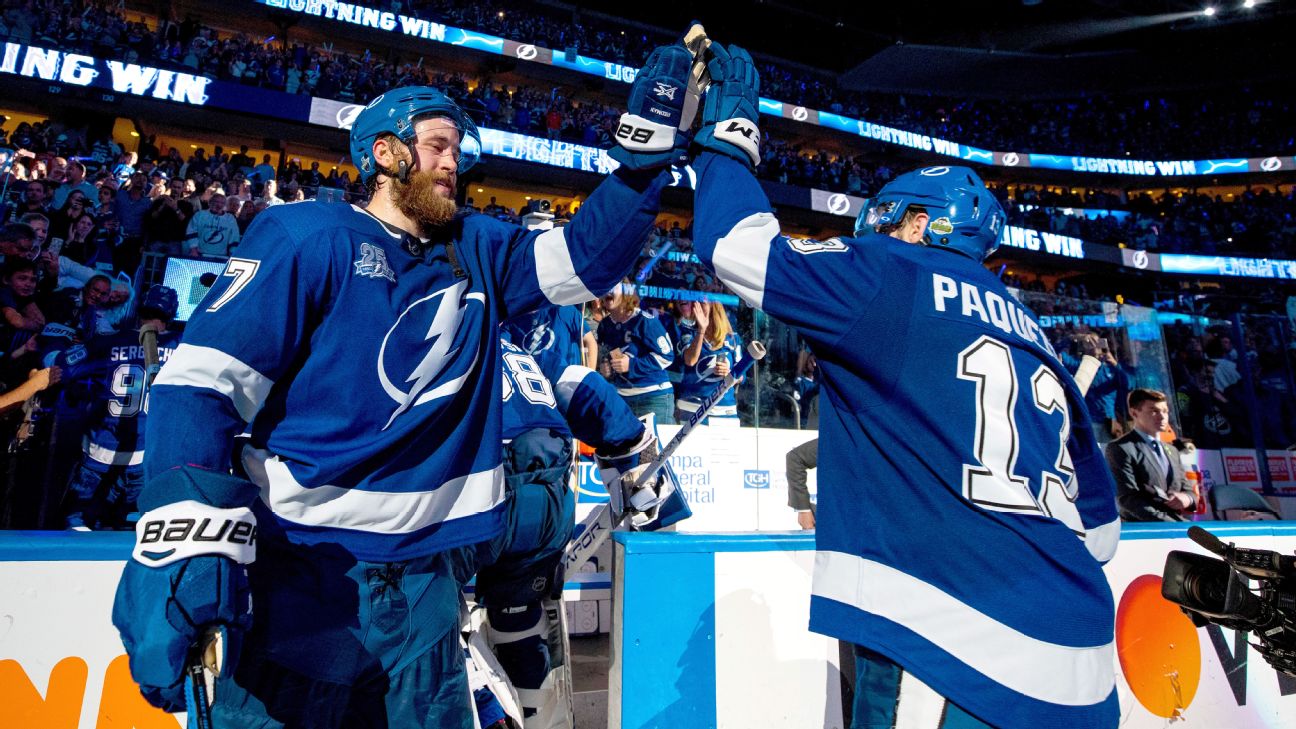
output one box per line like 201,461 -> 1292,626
1106,388 -> 1196,521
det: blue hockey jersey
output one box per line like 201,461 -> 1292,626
81,329 -> 182,466
500,339 -> 569,443
501,305 -> 586,379
692,152 -> 1120,729
596,310 -> 674,396
147,166 -> 669,562
675,328 -> 743,417
501,339 -> 642,451
551,364 -> 644,450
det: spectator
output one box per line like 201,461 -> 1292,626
262,178 -> 285,207
794,350 -> 820,429
61,213 -> 100,268
596,281 -> 676,422
1106,389 -> 1197,522
1062,332 -> 1130,446
64,286 -> 180,530
0,257 -> 45,379
253,153 -> 277,183
49,160 -> 96,209
185,193 -> 241,257
0,223 -> 37,264
786,437 -> 818,530
1175,358 -> 1246,449
50,191 -> 92,243
673,300 -> 743,425
144,177 -> 195,255
19,178 -> 52,216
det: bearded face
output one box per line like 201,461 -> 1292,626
390,166 -> 458,231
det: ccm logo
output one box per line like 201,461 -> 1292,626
140,518 -> 258,546
617,123 -> 655,144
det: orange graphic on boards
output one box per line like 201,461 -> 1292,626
1116,574 -> 1202,719
0,655 -> 179,729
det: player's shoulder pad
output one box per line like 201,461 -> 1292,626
245,200 -> 357,243
455,207 -> 518,242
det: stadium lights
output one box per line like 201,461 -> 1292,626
1202,6 -> 1217,15
1244,0 -> 1257,7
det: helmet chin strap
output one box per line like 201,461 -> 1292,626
375,140 -> 419,184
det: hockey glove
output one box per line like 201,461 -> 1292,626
695,43 -> 762,169
608,43 -> 698,171
111,467 -> 258,712
596,413 -> 692,530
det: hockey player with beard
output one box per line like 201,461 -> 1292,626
686,43 -> 1120,728
110,38 -> 703,727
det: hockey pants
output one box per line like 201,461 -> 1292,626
209,538 -> 473,729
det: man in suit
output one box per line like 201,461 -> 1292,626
786,438 -> 818,530
1106,388 -> 1196,521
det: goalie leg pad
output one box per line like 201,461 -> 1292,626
485,600 -> 573,728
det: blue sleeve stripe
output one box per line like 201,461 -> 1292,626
813,550 -> 1115,706
154,343 -> 273,422
711,212 -> 780,310
534,227 -> 597,305
242,447 -> 507,535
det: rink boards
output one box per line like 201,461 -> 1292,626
611,523 -> 1296,729
5,524 -> 1296,727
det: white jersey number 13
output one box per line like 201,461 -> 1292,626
957,336 -> 1085,537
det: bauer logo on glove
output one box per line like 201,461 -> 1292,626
132,500 -> 259,568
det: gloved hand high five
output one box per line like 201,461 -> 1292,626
609,42 -> 698,171
695,43 -> 762,169
111,467 -> 259,711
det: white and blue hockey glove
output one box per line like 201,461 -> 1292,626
695,43 -> 761,169
111,467 -> 258,712
596,414 -> 691,530
609,43 -> 698,171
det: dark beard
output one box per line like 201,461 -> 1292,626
392,170 -> 458,232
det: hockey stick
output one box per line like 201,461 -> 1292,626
563,340 -> 767,576
1072,354 -> 1101,396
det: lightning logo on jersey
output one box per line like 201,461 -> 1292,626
378,280 -> 484,428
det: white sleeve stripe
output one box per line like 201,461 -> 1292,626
555,364 -> 596,413
711,212 -> 778,310
1084,517 -> 1121,563
534,227 -> 597,306
154,343 -> 274,423
650,352 -> 673,369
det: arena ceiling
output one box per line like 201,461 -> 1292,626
567,0 -> 1296,96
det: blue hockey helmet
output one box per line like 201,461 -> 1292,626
139,285 -> 178,321
866,165 -> 1006,261
348,86 -> 481,185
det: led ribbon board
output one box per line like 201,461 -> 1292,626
257,0 -> 1296,177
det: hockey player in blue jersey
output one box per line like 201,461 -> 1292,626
64,285 -> 180,530
674,299 -> 742,424
502,304 -> 589,377
478,340 -> 681,727
597,282 -> 676,422
688,44 -> 1120,729
110,38 -> 703,727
